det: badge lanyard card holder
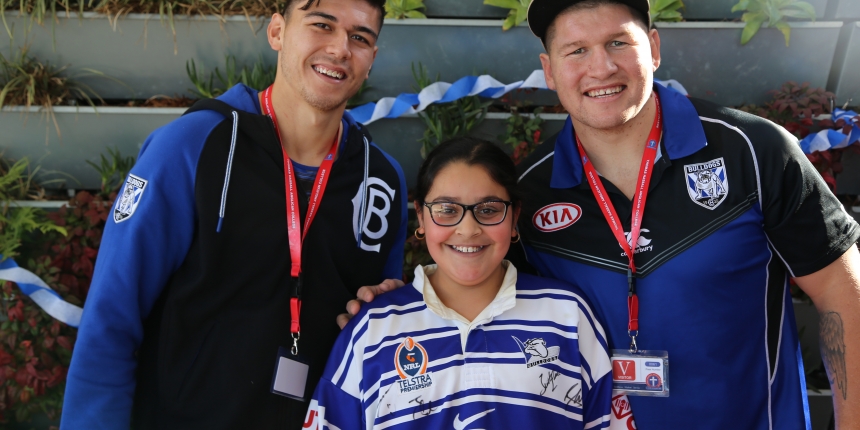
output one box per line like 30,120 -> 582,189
263,85 -> 339,402
577,93 -> 669,398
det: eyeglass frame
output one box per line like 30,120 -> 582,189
422,200 -> 513,227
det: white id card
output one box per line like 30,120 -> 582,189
271,346 -> 309,401
611,349 -> 669,397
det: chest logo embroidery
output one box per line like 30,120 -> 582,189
684,157 -> 729,210
114,174 -> 148,224
620,228 -> 654,256
532,203 -> 582,232
395,337 -> 434,393
512,336 -> 560,368
351,177 -> 397,253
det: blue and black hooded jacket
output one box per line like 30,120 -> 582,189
62,84 -> 407,429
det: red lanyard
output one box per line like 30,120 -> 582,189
576,93 -> 662,353
262,85 -> 339,354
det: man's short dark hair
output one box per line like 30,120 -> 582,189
283,0 -> 386,31
544,0 -> 651,49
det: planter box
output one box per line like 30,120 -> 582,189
367,20 -> 555,104
829,22 -> 860,105
683,0 -> 828,20
0,12 -> 273,99
423,0 -> 507,19
1,106 -> 183,188
1,107 -> 566,189
0,14 -> 555,104
835,0 -> 860,19
365,112 -> 567,187
655,22 -> 843,106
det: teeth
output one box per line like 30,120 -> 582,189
314,65 -> 345,80
451,245 -> 484,253
587,86 -> 623,97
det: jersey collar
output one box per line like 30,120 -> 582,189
550,81 -> 708,189
412,261 -> 518,324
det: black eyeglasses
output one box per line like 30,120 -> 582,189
423,200 -> 512,226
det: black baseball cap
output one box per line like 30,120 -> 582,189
527,0 -> 652,42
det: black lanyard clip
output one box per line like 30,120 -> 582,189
627,267 -> 636,296
291,274 -> 303,299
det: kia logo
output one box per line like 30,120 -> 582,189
532,203 -> 582,232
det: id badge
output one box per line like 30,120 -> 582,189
610,349 -> 669,397
271,346 -> 309,401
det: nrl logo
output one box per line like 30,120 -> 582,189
684,158 -> 728,210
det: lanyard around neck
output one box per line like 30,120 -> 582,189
575,93 -> 663,353
262,85 -> 339,354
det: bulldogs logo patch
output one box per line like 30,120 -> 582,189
114,174 -> 148,223
684,158 -> 728,210
512,336 -> 560,368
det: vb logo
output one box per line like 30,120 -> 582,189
352,177 -> 397,253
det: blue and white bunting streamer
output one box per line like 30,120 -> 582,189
0,256 -> 82,327
800,109 -> 860,154
348,70 -> 688,125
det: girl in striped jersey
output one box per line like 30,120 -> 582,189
305,138 -> 616,429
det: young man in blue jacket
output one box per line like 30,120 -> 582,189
62,1 -> 407,428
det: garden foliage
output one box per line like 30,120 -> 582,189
0,152 -> 126,424
412,63 -> 490,159
732,0 -> 816,46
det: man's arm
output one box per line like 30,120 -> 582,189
336,145 -> 409,329
61,116 -> 209,428
795,245 -> 860,428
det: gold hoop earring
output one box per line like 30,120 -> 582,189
414,228 -> 425,240
511,232 -> 521,244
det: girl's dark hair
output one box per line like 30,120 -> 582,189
415,137 -> 522,207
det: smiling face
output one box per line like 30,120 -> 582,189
539,3 -> 660,132
416,162 -> 519,292
267,0 -> 380,112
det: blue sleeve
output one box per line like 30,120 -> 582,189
61,112 -> 222,429
306,305 -> 371,430
585,373 -> 613,429
378,145 -> 407,281
576,289 -> 613,429
306,379 -> 364,430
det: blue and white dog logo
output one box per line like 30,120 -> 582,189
114,174 -> 148,223
684,157 -> 729,210
512,336 -> 560,368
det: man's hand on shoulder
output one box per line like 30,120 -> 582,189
337,279 -> 405,329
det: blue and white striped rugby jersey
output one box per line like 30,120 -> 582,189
304,262 -> 614,430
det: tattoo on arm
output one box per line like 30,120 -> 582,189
819,311 -> 848,401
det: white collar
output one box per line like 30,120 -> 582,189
411,261 -> 518,327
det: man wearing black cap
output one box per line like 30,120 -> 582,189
514,0 -> 860,428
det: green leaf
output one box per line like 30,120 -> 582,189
404,0 -> 426,9
774,21 -> 791,46
651,0 -> 672,11
502,14 -> 516,31
659,10 -> 683,20
405,10 -> 427,18
483,0 -> 521,9
740,16 -> 765,45
731,0 -> 750,13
